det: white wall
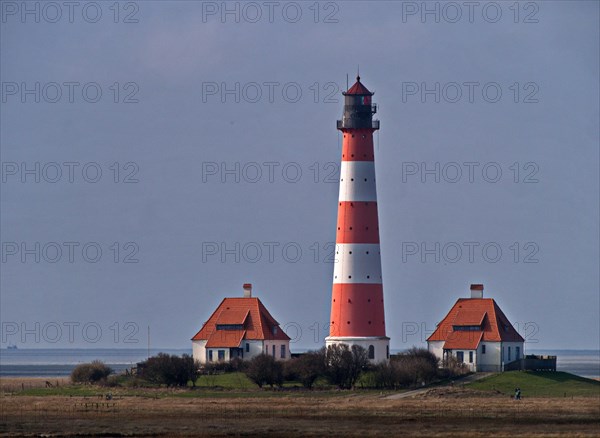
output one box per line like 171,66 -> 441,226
428,341 -> 444,362
194,339 -> 291,364
326,336 -> 389,363
192,340 -> 207,363
262,340 -> 291,361
241,339 -> 264,360
477,342 -> 502,372
502,341 -> 525,365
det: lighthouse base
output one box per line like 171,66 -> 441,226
325,336 -> 390,363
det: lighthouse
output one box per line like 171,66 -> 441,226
325,76 -> 390,362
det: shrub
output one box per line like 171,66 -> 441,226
203,356 -> 246,374
284,349 -> 326,389
244,354 -> 283,388
441,355 -> 470,378
325,344 -> 369,389
370,347 -> 442,389
71,360 -> 113,384
138,353 -> 200,387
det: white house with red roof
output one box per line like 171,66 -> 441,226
191,284 -> 291,364
427,284 -> 524,372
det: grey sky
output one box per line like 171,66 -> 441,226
1,1 -> 598,351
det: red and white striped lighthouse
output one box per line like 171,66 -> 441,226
325,76 -> 390,362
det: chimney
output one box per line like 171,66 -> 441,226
243,283 -> 252,298
470,284 -> 484,299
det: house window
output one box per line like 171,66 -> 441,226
280,345 -> 286,359
481,344 -> 486,354
208,350 -> 213,362
273,326 -> 278,335
218,350 -> 225,361
469,351 -> 473,363
245,343 -> 250,353
272,345 -> 275,357
368,345 -> 375,359
508,346 -> 512,362
456,351 -> 464,363
516,346 -> 521,360
386,345 -> 390,359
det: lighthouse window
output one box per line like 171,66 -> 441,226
347,321 -> 350,324
367,275 -> 370,279
364,178 -> 367,181
368,321 -> 371,325
368,345 -> 375,359
362,135 -> 366,139
351,178 -> 354,181
349,251 -> 352,254
366,251 -> 369,254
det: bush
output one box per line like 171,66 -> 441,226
441,355 -> 470,378
393,347 -> 439,386
71,360 -> 113,384
138,353 -> 200,387
325,344 -> 369,389
370,347 -> 441,389
244,354 -> 283,388
203,356 -> 246,374
284,349 -> 326,389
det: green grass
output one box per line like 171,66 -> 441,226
193,372 -> 257,389
468,371 -> 600,398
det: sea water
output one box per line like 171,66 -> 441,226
1,348 -> 598,379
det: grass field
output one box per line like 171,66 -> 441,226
1,373 -> 598,436
467,371 -> 600,398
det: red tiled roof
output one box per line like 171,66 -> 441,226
216,309 -> 249,325
345,76 -> 373,95
191,297 -> 291,343
453,310 -> 486,326
443,331 -> 483,350
205,330 -> 245,348
427,298 -> 524,349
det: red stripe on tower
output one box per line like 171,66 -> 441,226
326,76 -> 390,362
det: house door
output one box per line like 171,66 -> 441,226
456,351 -> 464,363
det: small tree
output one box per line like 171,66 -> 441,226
325,344 -> 369,389
71,360 -> 113,384
245,354 -> 283,388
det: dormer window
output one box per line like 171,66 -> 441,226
216,324 -> 243,331
452,325 -> 481,331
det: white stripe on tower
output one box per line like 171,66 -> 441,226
333,243 -> 382,284
338,161 -> 377,202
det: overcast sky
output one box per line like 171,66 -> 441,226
1,1 -> 598,351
